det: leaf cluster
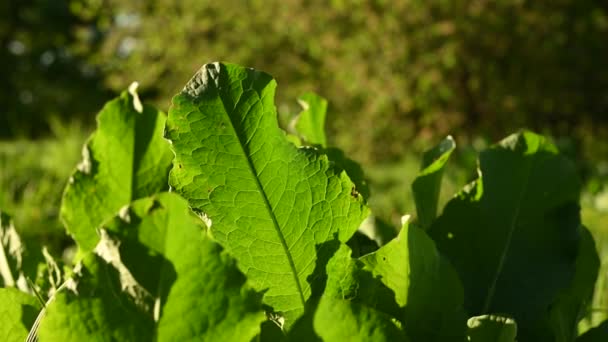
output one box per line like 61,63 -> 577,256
1,63 -> 606,341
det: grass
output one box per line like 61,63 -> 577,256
0,120 -> 88,254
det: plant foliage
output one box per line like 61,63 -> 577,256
1,62 -> 606,341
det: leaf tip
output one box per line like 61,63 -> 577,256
183,62 -> 221,97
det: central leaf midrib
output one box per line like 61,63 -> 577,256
482,152 -> 536,313
215,84 -> 306,307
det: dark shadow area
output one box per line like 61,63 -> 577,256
308,237 -> 341,298
21,302 -> 40,332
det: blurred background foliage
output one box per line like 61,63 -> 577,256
1,0 -> 607,326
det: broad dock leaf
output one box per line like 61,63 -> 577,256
429,131 -> 582,341
165,62 -> 368,326
106,193 -> 266,341
39,193 -> 265,341
310,221 -> 465,341
61,84 -> 173,251
0,288 -> 40,342
359,220 -> 466,341
412,136 -> 455,228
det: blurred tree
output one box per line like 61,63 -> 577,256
2,0 -> 607,164
74,0 -> 608,163
0,0 -> 110,138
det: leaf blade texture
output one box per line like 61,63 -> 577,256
60,84 -> 173,251
165,62 -> 368,326
429,131 -> 582,341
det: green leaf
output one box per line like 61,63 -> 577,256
107,192 -> 266,341
166,62 -> 368,326
412,136 -> 455,228
324,243 -> 400,316
0,211 -> 26,291
550,227 -> 600,342
311,220 -> 465,341
429,131 -> 582,341
467,314 -> 517,342
577,320 -> 608,342
291,93 -> 370,200
37,253 -> 155,341
61,83 -> 173,251
40,193 -> 266,341
360,219 -> 467,341
0,288 -> 41,342
322,147 -> 370,200
294,92 -> 328,147
312,296 -> 408,342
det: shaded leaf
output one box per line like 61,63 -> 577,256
322,147 -> 370,200
39,193 -> 266,341
412,136 -> 455,228
313,296 -> 408,342
0,288 -> 40,342
577,320 -> 608,342
37,253 -> 155,341
61,84 -> 173,251
429,131 -> 582,341
360,219 -> 467,341
550,227 -> 600,342
166,62 -> 368,326
255,320 -> 285,342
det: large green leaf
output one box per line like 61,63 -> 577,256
294,92 -> 328,147
297,221 -> 465,341
429,131 -> 582,341
37,253 -> 155,341
550,227 -> 600,342
467,314 -> 517,342
105,193 -> 266,341
39,193 -> 266,341
165,62 -> 368,326
411,136 -> 455,228
360,220 -> 467,341
0,288 -> 40,342
312,296 -> 408,342
61,84 -> 173,251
